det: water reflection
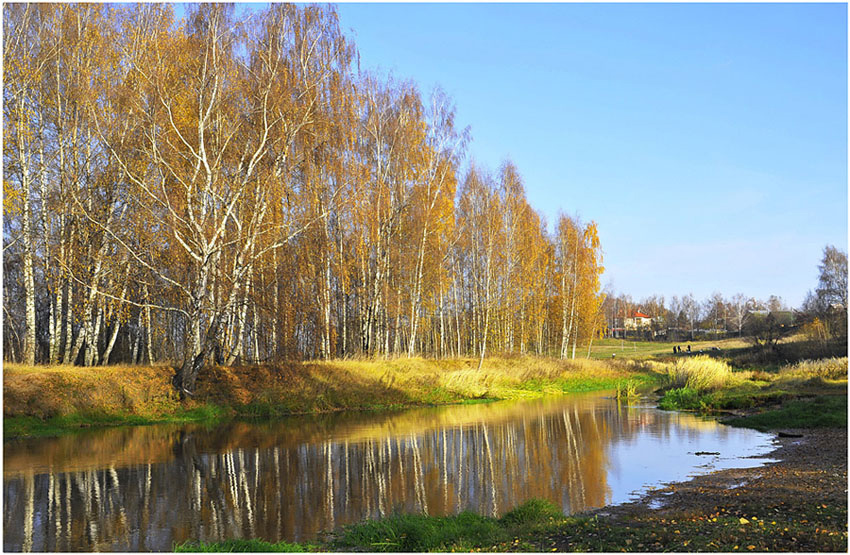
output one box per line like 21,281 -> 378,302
3,393 -> 774,551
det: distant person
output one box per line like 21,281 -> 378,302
687,345 -> 691,353
672,346 -> 676,355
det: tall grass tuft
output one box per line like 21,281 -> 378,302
615,379 -> 639,400
780,357 -> 848,381
663,356 -> 734,392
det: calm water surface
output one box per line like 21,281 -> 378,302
3,392 -> 776,551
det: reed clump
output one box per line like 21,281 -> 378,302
662,355 -> 736,392
615,379 -> 640,400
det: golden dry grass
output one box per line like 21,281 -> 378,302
4,355 -> 655,422
779,357 -> 848,381
588,337 -> 752,360
654,355 -> 740,392
4,363 -> 180,418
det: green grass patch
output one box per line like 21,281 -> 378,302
335,511 -> 505,552
499,498 -> 563,527
709,390 -> 793,410
556,376 -> 623,393
658,387 -> 705,411
519,373 -> 658,396
3,404 -> 229,439
332,499 -> 563,552
421,385 -> 469,404
174,539 -> 312,552
724,395 -> 847,431
658,387 -> 795,413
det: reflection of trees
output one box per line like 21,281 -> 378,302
4,396 -> 743,551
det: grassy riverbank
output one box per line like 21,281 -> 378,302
654,354 -> 847,429
3,355 -> 658,439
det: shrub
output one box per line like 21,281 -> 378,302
663,356 -> 734,392
801,318 -> 830,342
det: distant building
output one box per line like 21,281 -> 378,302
624,311 -> 652,331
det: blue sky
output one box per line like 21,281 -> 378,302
334,2 -> 847,308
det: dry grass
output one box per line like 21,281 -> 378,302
658,355 -> 739,392
589,337 -> 752,360
4,356 -> 656,424
779,357 -> 848,381
3,363 -> 180,419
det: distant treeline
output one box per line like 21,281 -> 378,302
603,245 -> 848,342
3,4 -> 605,392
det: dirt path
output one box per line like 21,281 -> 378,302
545,428 -> 848,552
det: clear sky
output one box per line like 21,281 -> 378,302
333,2 -> 847,309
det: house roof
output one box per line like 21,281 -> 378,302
631,311 -> 651,319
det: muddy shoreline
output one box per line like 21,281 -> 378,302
601,427 -> 847,518
549,427 -> 848,551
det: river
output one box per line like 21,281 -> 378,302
3,392 -> 776,551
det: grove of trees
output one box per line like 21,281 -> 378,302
3,3 -> 606,394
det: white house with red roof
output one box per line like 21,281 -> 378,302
624,310 -> 652,331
